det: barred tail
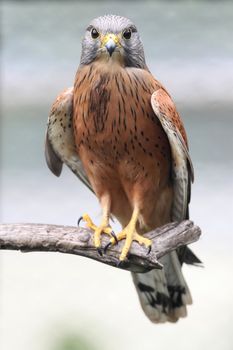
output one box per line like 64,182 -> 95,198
132,251 -> 192,323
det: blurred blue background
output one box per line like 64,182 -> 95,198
1,1 -> 233,350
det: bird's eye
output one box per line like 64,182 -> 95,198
123,28 -> 132,40
91,28 -> 99,39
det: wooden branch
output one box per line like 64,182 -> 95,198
0,221 -> 201,273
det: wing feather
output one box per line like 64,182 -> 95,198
45,87 -> 93,193
151,88 -> 194,222
45,131 -> 63,177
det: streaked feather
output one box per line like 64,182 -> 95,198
151,89 -> 194,222
45,87 -> 93,193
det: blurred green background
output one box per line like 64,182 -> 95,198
1,1 -> 233,350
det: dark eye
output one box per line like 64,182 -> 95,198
123,28 -> 132,40
91,28 -> 99,39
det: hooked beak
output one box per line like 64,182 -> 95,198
105,39 -> 117,56
102,34 -> 120,57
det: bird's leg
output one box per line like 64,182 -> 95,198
78,194 -> 116,251
109,206 -> 152,261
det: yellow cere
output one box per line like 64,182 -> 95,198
101,33 -> 121,47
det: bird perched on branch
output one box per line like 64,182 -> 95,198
45,15 -> 201,323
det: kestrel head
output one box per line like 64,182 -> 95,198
80,15 -> 146,69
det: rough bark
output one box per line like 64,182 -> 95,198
0,221 -> 201,273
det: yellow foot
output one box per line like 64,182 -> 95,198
78,213 -> 116,249
109,227 -> 152,261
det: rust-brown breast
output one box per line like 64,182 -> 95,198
73,62 -> 173,228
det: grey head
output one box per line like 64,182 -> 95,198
80,15 -> 146,69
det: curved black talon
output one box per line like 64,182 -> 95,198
103,242 -> 112,254
147,245 -> 152,255
77,216 -> 83,226
116,260 -> 123,268
97,247 -> 103,256
110,231 -> 118,244
116,259 -> 128,268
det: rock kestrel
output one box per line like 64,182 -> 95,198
45,15 -> 200,323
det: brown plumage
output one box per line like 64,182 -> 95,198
73,62 -> 174,230
45,15 -> 200,324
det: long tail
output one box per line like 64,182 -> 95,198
132,251 -> 192,323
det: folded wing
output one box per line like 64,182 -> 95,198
45,87 -> 93,193
151,88 -> 194,223
151,88 -> 200,265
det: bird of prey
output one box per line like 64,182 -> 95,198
45,15 -> 200,323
